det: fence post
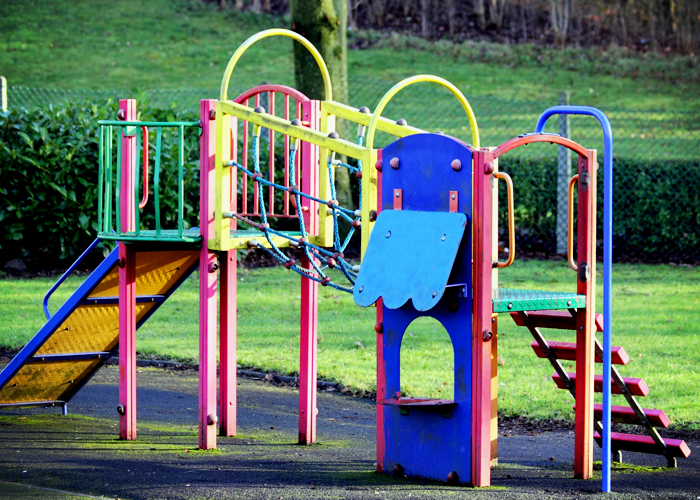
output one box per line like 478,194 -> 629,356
1,77 -> 7,111
556,91 -> 571,255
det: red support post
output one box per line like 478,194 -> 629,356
471,150 -> 494,487
199,99 -> 218,449
220,249 -> 237,437
118,99 -> 137,440
298,99 -> 320,444
574,151 -> 597,478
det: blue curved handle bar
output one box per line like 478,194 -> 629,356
536,105 -> 613,493
44,238 -> 101,320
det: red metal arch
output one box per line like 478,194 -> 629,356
233,83 -> 309,104
492,133 -> 589,159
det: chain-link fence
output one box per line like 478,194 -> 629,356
5,76 -> 699,263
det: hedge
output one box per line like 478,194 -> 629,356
1,104 -> 698,268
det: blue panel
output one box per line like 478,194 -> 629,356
373,133 -> 474,484
354,211 -> 466,311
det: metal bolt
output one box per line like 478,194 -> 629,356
396,118 -> 407,126
390,157 -> 400,169
485,162 -> 495,174
451,194 -> 456,200
359,286 -> 364,293
392,464 -> 405,476
451,159 -> 462,171
369,210 -> 377,222
446,471 -> 459,484
208,262 -> 219,273
375,160 -> 383,172
209,109 -> 216,120
117,258 -> 126,269
116,404 -> 126,416
385,231 -> 391,238
116,109 -> 126,121
507,303 -> 513,310
432,291 -> 437,298
395,192 -> 400,198
328,131 -> 339,139
579,326 -> 583,330
254,105 -> 265,113
441,234 -> 446,241
207,413 -> 218,425
483,330 -> 493,341
374,321 -> 383,334
290,118 -> 301,126
359,106 -> 370,114
492,317 -> 496,323
567,300 -> 572,306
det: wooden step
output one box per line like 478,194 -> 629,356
574,404 -> 670,428
594,431 -> 691,458
552,372 -> 650,396
511,310 -> 604,331
531,341 -> 630,365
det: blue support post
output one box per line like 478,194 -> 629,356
535,106 -> 613,493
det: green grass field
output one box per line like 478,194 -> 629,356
1,0 -> 699,112
2,260 -> 698,430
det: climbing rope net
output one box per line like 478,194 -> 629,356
224,118 -> 364,294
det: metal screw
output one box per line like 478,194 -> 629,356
207,413 -> 218,425
485,162 -> 495,174
328,131 -> 339,139
567,300 -> 572,306
359,106 -> 370,114
290,118 -> 301,126
390,157 -> 400,169
395,192 -> 400,198
396,118 -> 407,126
359,286 -> 364,293
451,194 -> 456,200
254,105 -> 265,113
209,109 -> 216,120
375,160 -> 383,172
446,471 -> 459,484
441,234 -> 446,241
483,330 -> 493,341
385,231 -> 391,238
451,159 -> 462,171
116,109 -> 126,121
432,291 -> 437,298
507,303 -> 513,310
116,404 -> 126,416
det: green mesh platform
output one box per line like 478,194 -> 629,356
493,288 -> 585,313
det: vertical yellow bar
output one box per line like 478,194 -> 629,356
317,107 -> 334,247
214,102 -> 232,251
360,149 -> 378,259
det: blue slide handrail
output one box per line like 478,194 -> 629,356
43,238 -> 102,320
535,105 -> 613,493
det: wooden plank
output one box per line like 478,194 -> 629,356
530,341 -> 629,365
577,404 -> 670,428
512,310 -> 603,332
552,372 -> 650,396
594,432 -> 691,458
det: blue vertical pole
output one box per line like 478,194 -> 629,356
535,106 -> 613,493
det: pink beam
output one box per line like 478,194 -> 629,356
471,150 -> 494,486
220,250 -> 237,436
375,150 -> 385,471
199,100 -> 219,449
118,99 -> 137,440
298,99 -> 320,444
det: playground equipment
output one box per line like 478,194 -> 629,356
0,29 -> 690,493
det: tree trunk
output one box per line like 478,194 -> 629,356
549,0 -> 571,45
447,0 -> 457,35
290,0 -> 353,212
421,0 -> 430,37
474,0 -> 486,29
488,0 -> 507,28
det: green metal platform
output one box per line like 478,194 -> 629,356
493,288 -> 585,313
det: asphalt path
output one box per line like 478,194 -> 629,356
0,366 -> 697,499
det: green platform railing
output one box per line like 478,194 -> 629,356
97,120 -> 202,243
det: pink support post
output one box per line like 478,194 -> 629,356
220,249 -> 237,436
471,150 -> 494,486
374,151 -> 385,471
199,100 -> 219,449
298,99 -> 320,444
118,99 -> 137,440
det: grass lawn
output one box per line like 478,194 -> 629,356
2,260 -> 698,431
1,0 -> 699,112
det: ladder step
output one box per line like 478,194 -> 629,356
574,403 -> 670,427
552,372 -> 650,396
531,341 -> 630,365
511,310 -> 604,331
594,432 -> 691,458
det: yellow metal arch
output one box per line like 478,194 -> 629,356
219,29 -> 333,102
366,75 -> 480,149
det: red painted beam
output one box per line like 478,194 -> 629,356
531,341 -> 629,365
552,372 -> 650,397
594,432 -> 691,458
512,310 -> 604,332
574,404 -> 670,428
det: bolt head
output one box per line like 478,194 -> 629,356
209,109 -> 216,120
390,157 -> 400,169
485,162 -> 495,174
116,109 -> 126,121
207,413 -> 218,425
392,464 -> 405,477
451,159 -> 462,171
446,471 -> 459,484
